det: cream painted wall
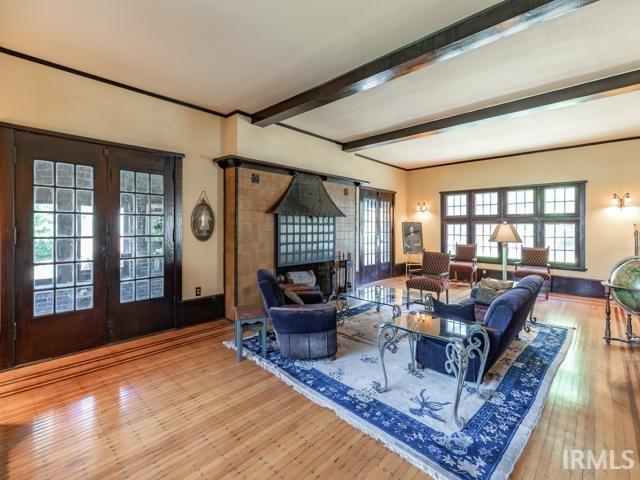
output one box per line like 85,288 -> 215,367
0,53 -> 224,299
231,115 -> 409,263
406,141 -> 640,280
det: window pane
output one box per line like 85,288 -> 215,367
150,216 -> 163,235
120,281 -> 135,303
121,215 -> 136,236
76,190 -> 93,213
76,165 -> 94,189
136,194 -> 150,214
55,163 -> 75,187
150,174 -> 164,194
135,280 -> 150,300
55,188 -> 75,212
120,193 -> 135,214
76,214 -> 94,237
120,259 -> 135,281
445,194 -> 467,217
507,189 -> 534,215
544,187 -> 576,214
475,223 -> 499,258
136,237 -> 149,257
136,216 -> 149,235
507,223 -> 535,260
76,262 -> 93,285
76,286 -> 93,310
135,258 -> 150,278
149,257 -> 164,277
445,223 -> 467,254
34,187 -> 54,212
34,213 -> 54,237
545,223 -> 577,264
34,160 -> 54,186
34,290 -> 54,316
135,173 -> 150,193
474,192 -> 498,216
55,213 -> 74,237
120,237 -> 134,258
55,288 -> 74,313
55,238 -> 74,262
34,239 -> 54,263
150,237 -> 163,256
120,170 -> 135,192
75,238 -> 93,261
34,264 -> 54,290
55,263 -> 75,287
150,278 -> 163,298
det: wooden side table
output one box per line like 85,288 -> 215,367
233,305 -> 268,362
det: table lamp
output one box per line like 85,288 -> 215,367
490,222 -> 522,281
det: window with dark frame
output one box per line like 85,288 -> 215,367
441,181 -> 586,270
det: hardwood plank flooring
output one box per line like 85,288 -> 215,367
0,278 -> 639,479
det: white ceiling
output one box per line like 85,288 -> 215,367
1,0 -> 639,168
363,89 -> 640,168
284,0 -> 640,143
0,0 -> 499,112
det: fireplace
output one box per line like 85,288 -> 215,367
275,261 -> 336,299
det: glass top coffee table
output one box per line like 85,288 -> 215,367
336,285 -> 427,319
376,310 -> 490,428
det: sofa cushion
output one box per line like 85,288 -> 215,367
432,298 -> 475,322
476,278 -> 514,305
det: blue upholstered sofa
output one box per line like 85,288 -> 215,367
416,275 -> 544,383
257,269 -> 338,360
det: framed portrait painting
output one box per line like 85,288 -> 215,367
402,222 -> 423,254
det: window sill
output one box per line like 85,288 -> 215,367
476,258 -> 587,272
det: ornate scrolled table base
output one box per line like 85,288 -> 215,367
375,321 -> 490,428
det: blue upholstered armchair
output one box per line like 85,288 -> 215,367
416,275 -> 543,383
257,269 -> 338,360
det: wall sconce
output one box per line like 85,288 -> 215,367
612,193 -> 632,208
417,201 -> 428,213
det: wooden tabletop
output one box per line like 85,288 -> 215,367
234,305 -> 266,321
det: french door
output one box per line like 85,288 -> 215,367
13,131 -> 176,364
359,188 -> 394,284
107,147 -> 175,341
15,132 -> 108,363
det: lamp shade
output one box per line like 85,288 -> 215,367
490,222 -> 522,243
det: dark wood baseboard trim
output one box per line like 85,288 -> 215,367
395,263 -> 604,298
177,294 -> 225,327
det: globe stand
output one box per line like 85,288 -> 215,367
602,281 -> 640,344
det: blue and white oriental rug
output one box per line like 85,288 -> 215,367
225,304 -> 572,480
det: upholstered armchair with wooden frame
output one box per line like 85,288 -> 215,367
449,243 -> 477,288
405,250 -> 450,304
514,247 -> 552,299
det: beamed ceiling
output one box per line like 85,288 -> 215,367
1,0 -> 639,168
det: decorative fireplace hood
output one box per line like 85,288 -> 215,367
271,173 -> 346,217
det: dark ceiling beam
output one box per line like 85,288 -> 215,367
251,0 -> 599,127
342,69 -> 640,152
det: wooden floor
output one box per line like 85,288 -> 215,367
0,278 -> 639,479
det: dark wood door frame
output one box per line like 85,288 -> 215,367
0,123 -> 184,368
358,187 -> 395,284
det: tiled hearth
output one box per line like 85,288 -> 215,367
222,165 -> 356,318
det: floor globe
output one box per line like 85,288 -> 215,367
609,256 -> 640,315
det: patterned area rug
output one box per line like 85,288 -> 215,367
225,303 -> 573,480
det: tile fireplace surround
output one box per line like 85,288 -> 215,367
222,165 -> 356,319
